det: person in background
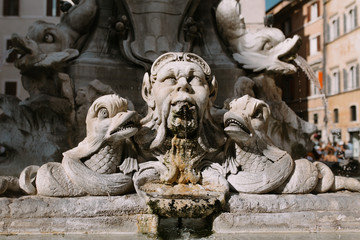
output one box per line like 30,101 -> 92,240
324,146 -> 338,162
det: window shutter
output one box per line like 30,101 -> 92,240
307,5 -> 311,22
317,35 -> 321,51
337,17 -> 340,37
3,0 -> 9,16
338,72 -> 341,93
47,0 -> 52,16
317,1 -> 320,17
355,6 -> 358,27
356,64 -> 360,88
344,13 -> 347,33
326,23 -> 330,42
327,74 -> 331,94
56,0 -> 60,16
3,0 -> 19,16
15,0 -> 19,16
343,69 -> 348,90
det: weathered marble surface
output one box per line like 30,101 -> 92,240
131,52 -> 228,218
1,193 -> 360,234
214,192 -> 360,233
0,194 -> 157,234
224,95 -> 360,194
19,94 -> 139,197
215,0 -> 315,158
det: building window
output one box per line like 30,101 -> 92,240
283,19 -> 292,36
344,64 -> 359,91
328,69 -> 340,94
5,39 -> 17,63
334,108 -> 339,123
344,5 -> 358,33
328,16 -> 340,41
350,105 -> 357,121
310,80 -> 318,96
4,82 -> 17,96
309,35 -> 321,55
310,70 -> 321,96
313,113 -> 318,124
3,0 -> 19,16
47,0 -> 60,17
308,1 -> 320,22
332,130 -> 341,143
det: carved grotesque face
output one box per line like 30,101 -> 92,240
139,52 -> 222,151
151,61 -> 211,137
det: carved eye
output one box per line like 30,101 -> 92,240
188,76 -> 203,86
252,108 -> 263,120
43,33 -> 55,43
164,77 -> 176,85
263,41 -> 273,50
0,145 -> 10,164
98,108 -> 109,119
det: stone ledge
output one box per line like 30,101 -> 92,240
0,194 -> 148,218
1,192 -> 360,234
213,211 -> 360,233
214,192 -> 360,233
1,215 -> 158,234
225,192 -> 360,213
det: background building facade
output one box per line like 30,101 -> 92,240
267,0 -> 360,159
325,0 -> 360,158
267,0 -> 324,123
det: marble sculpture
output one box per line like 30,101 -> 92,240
224,95 -> 360,194
20,94 -> 138,196
0,0 -> 359,226
15,52 -> 360,202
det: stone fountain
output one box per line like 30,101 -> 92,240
1,0 -> 360,237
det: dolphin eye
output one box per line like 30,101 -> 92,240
0,144 -> 11,164
0,145 -> 7,157
252,108 -> 263,120
263,41 -> 272,50
43,33 -> 55,43
98,108 -> 109,119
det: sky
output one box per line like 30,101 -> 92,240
266,0 -> 282,11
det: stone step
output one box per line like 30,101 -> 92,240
1,192 -> 360,234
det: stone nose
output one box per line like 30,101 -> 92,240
176,77 -> 191,93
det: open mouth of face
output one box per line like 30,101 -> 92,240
277,36 -> 302,63
109,112 -> 138,137
171,101 -> 197,120
224,118 -> 251,135
167,101 -> 198,137
10,35 -> 33,60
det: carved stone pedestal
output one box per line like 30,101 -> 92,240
1,192 -> 360,235
214,192 -> 360,233
0,195 -> 156,234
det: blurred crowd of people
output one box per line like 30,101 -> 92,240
307,140 -> 353,163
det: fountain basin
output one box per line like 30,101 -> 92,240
140,182 -> 226,218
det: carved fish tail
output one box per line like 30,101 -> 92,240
332,176 -> 360,192
0,176 -> 19,194
19,165 -> 40,195
34,162 -> 86,197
